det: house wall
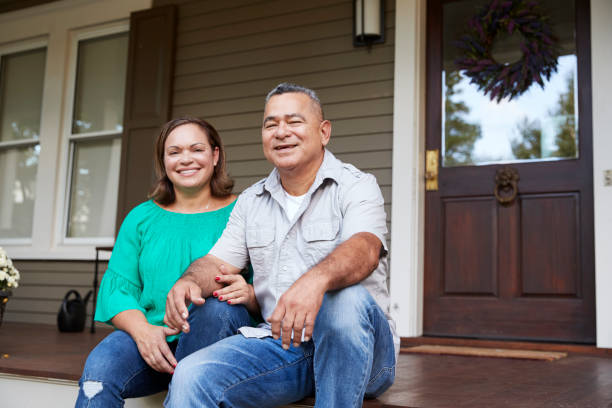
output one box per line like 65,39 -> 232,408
5,260 -> 107,325
153,0 -> 396,243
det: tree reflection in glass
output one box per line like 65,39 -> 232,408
442,0 -> 578,167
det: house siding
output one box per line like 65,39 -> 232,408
5,260 -> 107,325
156,0 -> 396,237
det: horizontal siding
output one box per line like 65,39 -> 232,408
4,260 -> 107,325
155,0 -> 395,230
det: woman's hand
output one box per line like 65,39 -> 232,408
213,273 -> 251,304
131,322 -> 180,373
112,310 -> 179,374
214,266 -> 260,315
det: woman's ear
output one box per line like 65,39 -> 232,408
213,146 -> 220,166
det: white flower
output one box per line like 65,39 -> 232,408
0,248 -> 19,291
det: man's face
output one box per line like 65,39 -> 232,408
262,92 -> 330,174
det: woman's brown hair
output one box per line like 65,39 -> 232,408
149,117 -> 234,205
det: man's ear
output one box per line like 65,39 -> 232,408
319,120 -> 331,147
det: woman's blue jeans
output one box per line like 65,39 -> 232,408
75,298 -> 251,407
164,284 -> 396,408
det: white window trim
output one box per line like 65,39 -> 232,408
0,37 -> 48,247
56,22 -> 128,247
0,0 -> 152,260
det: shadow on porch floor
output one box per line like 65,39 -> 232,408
1,322 -> 612,407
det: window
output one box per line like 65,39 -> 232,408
0,43 -> 46,242
64,31 -> 128,240
0,0 -> 150,259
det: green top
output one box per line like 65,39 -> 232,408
94,199 -> 238,341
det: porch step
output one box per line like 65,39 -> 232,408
0,373 -> 314,408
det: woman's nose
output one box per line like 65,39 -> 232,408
179,152 -> 193,163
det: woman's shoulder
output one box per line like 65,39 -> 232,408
119,200 -> 160,228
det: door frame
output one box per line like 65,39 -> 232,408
389,0 -> 612,348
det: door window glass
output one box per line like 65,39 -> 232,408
442,0 -> 577,167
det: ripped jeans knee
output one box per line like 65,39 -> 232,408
82,380 -> 103,399
74,330 -> 171,407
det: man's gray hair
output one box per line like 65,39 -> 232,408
265,82 -> 324,119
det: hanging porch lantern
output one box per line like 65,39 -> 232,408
353,0 -> 385,47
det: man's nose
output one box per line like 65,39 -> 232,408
275,121 -> 290,138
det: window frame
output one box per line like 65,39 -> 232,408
58,22 -> 128,246
0,37 -> 48,246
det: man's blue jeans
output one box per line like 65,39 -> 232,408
164,284 -> 396,408
75,299 -> 251,407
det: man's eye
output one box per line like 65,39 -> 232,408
265,123 -> 277,129
168,151 -> 178,155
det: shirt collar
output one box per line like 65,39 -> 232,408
256,149 -> 342,196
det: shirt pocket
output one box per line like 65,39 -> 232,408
246,226 -> 275,273
302,218 -> 340,267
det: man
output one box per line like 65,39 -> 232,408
164,83 -> 398,407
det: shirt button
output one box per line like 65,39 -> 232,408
282,266 -> 288,271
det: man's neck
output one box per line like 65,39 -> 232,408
279,152 -> 325,196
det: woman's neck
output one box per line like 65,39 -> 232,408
168,186 -> 214,213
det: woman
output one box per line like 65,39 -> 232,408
75,117 -> 257,407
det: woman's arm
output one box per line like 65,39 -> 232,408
111,310 -> 179,373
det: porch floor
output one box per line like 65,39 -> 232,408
2,322 -> 612,407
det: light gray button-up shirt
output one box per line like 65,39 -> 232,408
210,150 -> 399,355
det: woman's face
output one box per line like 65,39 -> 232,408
163,123 -> 219,194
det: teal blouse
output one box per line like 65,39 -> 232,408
94,199 -> 237,340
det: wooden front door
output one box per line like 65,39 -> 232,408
424,0 -> 595,343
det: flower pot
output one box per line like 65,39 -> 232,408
0,290 -> 11,327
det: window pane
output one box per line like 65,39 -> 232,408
0,145 -> 39,238
442,0 -> 578,167
72,33 -> 128,134
0,48 -> 46,142
66,138 -> 121,238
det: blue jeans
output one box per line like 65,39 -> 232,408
165,284 -> 396,408
75,299 -> 251,407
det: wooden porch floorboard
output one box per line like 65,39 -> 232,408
2,322 -> 612,407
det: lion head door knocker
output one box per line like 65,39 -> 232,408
494,167 -> 519,205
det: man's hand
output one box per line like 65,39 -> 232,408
132,322 -> 180,373
268,273 -> 327,350
164,277 -> 205,333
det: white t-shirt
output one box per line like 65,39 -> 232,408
283,189 -> 306,221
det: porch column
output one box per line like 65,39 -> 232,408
390,0 -> 427,337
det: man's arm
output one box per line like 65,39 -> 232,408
164,254 -> 242,333
268,231 -> 382,349
270,172 -> 387,349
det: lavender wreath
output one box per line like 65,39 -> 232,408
454,0 -> 559,102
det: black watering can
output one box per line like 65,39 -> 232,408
57,289 -> 92,332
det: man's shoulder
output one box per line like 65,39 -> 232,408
236,177 -> 268,205
333,159 -> 376,188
